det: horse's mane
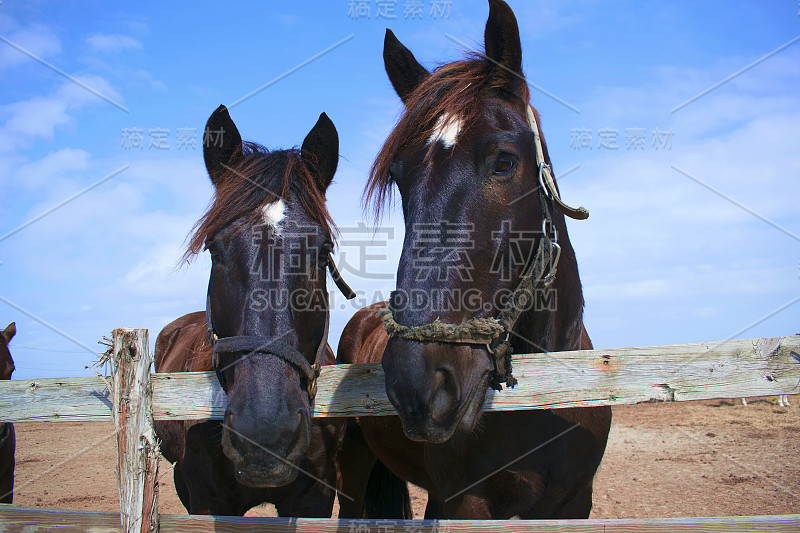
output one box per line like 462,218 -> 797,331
364,54 -> 532,220
185,141 -> 334,260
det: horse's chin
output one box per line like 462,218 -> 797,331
233,461 -> 299,488
221,408 -> 311,488
222,436 -> 308,488
401,376 -> 488,444
402,422 -> 455,444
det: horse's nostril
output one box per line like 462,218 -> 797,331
429,368 -> 455,423
433,368 -> 447,389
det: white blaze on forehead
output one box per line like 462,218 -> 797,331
427,113 -> 462,148
261,199 -> 286,228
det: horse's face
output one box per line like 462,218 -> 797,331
210,203 -> 331,487
384,97 -> 539,442
199,107 -> 338,487
0,323 -> 15,381
377,0 -> 540,442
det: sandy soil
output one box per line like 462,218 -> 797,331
8,396 -> 799,519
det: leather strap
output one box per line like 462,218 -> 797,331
207,253 -> 352,399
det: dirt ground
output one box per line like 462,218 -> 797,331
8,396 -> 799,519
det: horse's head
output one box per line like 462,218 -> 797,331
368,0 -> 585,442
0,323 -> 15,381
188,105 -> 341,487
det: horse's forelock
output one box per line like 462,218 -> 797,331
184,143 -> 335,263
364,55 -> 532,222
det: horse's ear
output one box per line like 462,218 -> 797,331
301,112 -> 339,193
203,105 -> 243,188
484,0 -> 523,93
2,323 -> 15,343
384,29 -> 430,103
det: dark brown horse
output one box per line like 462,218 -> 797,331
339,0 -> 611,519
154,105 -> 349,516
0,322 -> 16,504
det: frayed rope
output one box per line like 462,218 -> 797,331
378,307 -> 504,345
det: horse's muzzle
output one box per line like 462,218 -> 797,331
382,337 -> 491,443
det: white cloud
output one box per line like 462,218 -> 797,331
86,33 -> 143,54
2,96 -> 71,139
0,22 -> 61,70
14,148 -> 90,190
0,75 -> 123,151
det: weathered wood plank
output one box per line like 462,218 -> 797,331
1,335 -> 798,422
150,370 -> 224,421
154,335 -> 800,420
0,376 -> 111,422
482,335 -> 800,413
0,506 -> 121,531
111,328 -> 159,533
0,507 -> 799,532
159,514 -> 800,533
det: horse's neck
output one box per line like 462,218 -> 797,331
513,291 -> 583,355
513,228 -> 584,355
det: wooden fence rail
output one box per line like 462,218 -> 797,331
2,506 -> 800,532
2,331 -> 800,532
1,335 -> 798,423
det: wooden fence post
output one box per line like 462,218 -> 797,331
112,328 -> 159,533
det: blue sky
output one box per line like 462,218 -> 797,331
1,0 -> 798,379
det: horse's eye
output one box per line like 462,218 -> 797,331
493,155 -> 517,175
